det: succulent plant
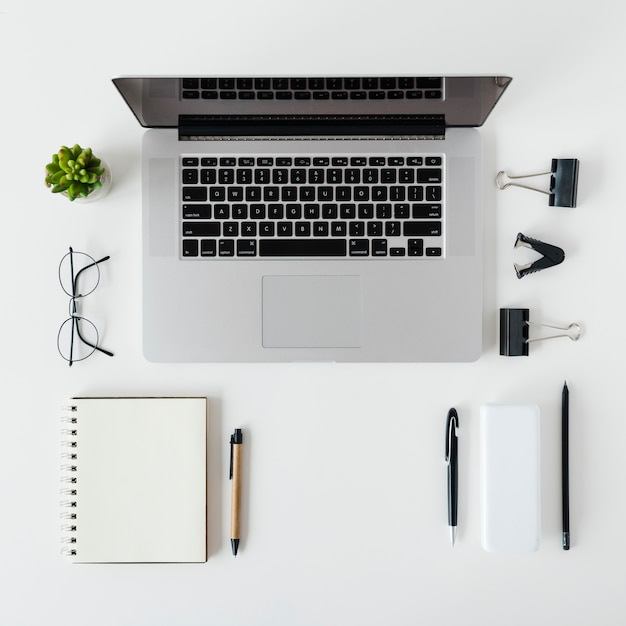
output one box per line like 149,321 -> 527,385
45,144 -> 105,201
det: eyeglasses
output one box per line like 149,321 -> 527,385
57,247 -> 114,366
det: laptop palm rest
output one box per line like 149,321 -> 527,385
262,275 -> 362,348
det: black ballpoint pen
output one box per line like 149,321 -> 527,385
445,408 -> 459,546
562,382 -> 570,550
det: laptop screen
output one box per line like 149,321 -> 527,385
113,75 -> 511,130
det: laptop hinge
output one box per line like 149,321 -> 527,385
178,115 -> 446,140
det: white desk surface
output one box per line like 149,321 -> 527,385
1,1 -> 624,624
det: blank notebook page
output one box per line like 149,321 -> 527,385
62,397 -> 207,563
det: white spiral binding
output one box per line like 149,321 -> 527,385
60,405 -> 78,557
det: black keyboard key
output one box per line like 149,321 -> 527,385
223,222 -> 239,237
228,187 -> 244,202
219,169 -> 235,184
417,168 -> 442,183
413,204 -> 442,218
349,221 -> 365,237
426,186 -> 442,202
399,169 -> 415,183
349,239 -> 369,256
426,247 -> 442,256
304,204 -> 320,219
260,222 -> 275,236
182,222 -> 220,237
286,204 -> 302,219
300,187 -> 316,201
200,240 -> 217,256
219,240 -> 235,256
246,187 -> 262,201
259,239 -> 347,256
425,157 -> 442,166
183,205 -> 211,219
182,239 -> 199,256
385,221 -> 401,237
277,222 -> 293,237
273,169 -> 289,184
345,169 -> 360,184
403,221 -> 442,236
209,187 -> 226,202
327,169 -> 343,183
237,240 -> 257,256
408,186 -> 424,201
295,222 -> 311,236
201,169 -> 217,184
322,204 -> 338,219
408,239 -> 424,256
183,187 -> 207,202
313,222 -> 329,236
372,239 -> 388,256
331,222 -> 347,236
394,203 -> 410,218
268,204 -> 283,219
367,221 -> 383,236
232,205 -> 247,219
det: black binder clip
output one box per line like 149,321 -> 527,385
499,308 -> 582,356
496,158 -> 579,207
514,232 -> 565,279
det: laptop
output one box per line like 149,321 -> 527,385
113,75 -> 511,362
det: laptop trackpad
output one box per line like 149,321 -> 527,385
262,275 -> 362,348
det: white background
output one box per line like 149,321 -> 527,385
1,1 -> 624,624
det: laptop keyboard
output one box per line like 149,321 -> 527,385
181,154 -> 444,259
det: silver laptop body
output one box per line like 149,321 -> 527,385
113,75 -> 511,362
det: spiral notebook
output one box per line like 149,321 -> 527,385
60,397 -> 208,563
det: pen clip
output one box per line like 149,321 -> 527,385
445,408 -> 458,465
229,434 -> 234,479
229,428 -> 243,479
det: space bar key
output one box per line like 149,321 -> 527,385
259,239 -> 347,256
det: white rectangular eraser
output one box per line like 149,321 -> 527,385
480,404 -> 541,553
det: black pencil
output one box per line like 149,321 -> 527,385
562,381 -> 570,550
